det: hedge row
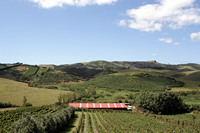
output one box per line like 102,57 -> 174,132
8,106 -> 75,133
0,102 -> 18,108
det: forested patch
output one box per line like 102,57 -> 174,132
134,91 -> 189,115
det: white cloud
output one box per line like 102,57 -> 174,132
190,32 -> 200,41
120,0 -> 200,32
159,38 -> 172,43
173,42 -> 180,45
29,0 -> 118,8
118,19 -> 126,27
159,38 -> 180,45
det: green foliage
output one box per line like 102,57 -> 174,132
81,97 -> 96,103
190,105 -> 200,111
23,103 -> 33,107
135,91 -> 189,115
183,71 -> 200,81
83,60 -> 126,70
76,110 -> 200,133
55,62 -> 116,80
67,74 -> 184,91
23,96 -> 27,105
0,64 -> 22,71
0,102 -> 18,108
36,68 -> 49,76
58,67 -> 105,79
178,90 -> 200,97
57,93 -> 76,104
8,113 -> 38,133
113,95 -> 125,100
177,91 -> 200,106
113,61 -> 177,70
20,66 -> 39,81
127,93 -> 134,99
0,104 -> 65,132
22,96 -> 32,107
8,106 -> 75,133
32,72 -> 80,85
0,68 -> 23,80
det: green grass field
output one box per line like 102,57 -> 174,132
0,78 -> 71,106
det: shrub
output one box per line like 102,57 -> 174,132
0,102 -> 18,108
46,86 -> 58,89
127,93 -> 134,99
135,91 -> 189,115
23,96 -> 27,105
190,104 -> 200,111
114,95 -> 125,100
8,113 -> 38,133
9,106 -> 75,133
23,103 -> 32,107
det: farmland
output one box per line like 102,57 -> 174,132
0,105 -> 75,132
0,61 -> 200,132
1,61 -> 200,105
66,73 -> 184,91
0,78 -> 71,106
70,110 -> 200,133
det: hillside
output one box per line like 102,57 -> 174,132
55,60 -> 200,71
0,78 -> 70,106
0,61 -> 200,105
66,73 -> 184,91
1,61 -> 200,91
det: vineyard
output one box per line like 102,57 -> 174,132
0,105 -> 70,132
67,74 -> 184,92
73,110 -> 200,133
1,106 -> 200,132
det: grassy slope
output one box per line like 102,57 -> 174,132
0,78 -> 70,106
1,62 -> 200,105
171,71 -> 200,91
67,71 -> 183,91
21,66 -> 39,77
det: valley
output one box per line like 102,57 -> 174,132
0,60 -> 200,132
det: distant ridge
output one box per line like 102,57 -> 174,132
54,60 -> 200,71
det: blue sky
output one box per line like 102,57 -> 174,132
0,0 -> 200,65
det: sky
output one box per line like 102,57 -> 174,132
0,0 -> 200,65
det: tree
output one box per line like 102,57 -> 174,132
22,96 -> 32,107
23,96 -> 27,105
127,93 -> 134,99
57,93 -> 76,104
135,91 -> 189,115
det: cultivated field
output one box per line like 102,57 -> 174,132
0,78 -> 71,106
70,110 -> 200,133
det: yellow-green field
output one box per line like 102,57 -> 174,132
0,78 -> 71,106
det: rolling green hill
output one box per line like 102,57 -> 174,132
66,73 -> 184,91
0,61 -> 200,105
1,61 -> 200,91
182,71 -> 200,81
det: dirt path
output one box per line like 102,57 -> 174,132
0,107 -> 19,112
70,112 -> 82,133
